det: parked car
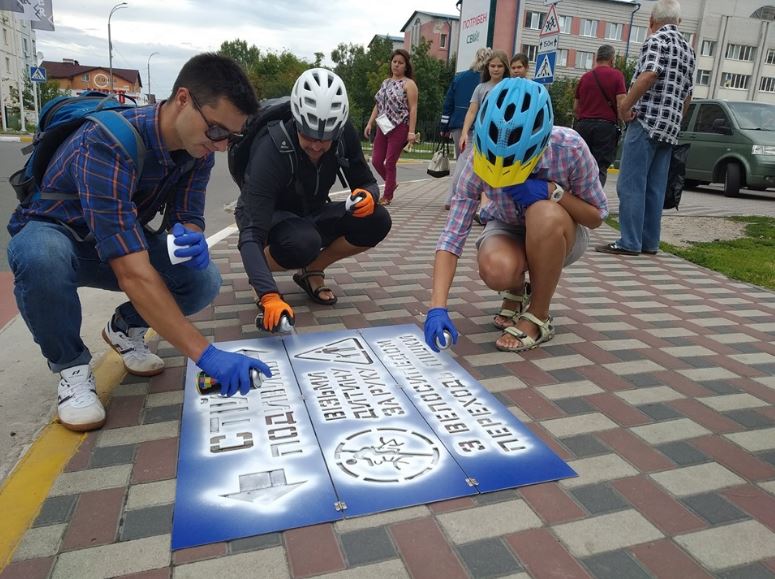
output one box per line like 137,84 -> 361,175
678,99 -> 775,197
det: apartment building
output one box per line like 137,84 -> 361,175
0,10 -> 38,127
481,0 -> 775,104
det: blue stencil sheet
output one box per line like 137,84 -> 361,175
172,337 -> 341,550
284,330 -> 478,517
360,325 -> 577,492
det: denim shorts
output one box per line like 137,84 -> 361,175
475,220 -> 589,267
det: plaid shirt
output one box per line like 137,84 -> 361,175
8,104 -> 214,262
436,126 -> 609,257
633,24 -> 695,144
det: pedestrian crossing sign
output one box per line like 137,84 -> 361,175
533,52 -> 556,85
29,66 -> 47,83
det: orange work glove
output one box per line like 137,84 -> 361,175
259,293 -> 294,332
350,188 -> 376,218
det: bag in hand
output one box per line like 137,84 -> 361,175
427,140 -> 451,178
664,143 -> 691,210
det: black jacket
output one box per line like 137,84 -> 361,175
234,118 -> 379,296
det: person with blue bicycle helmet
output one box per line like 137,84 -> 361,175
424,78 -> 609,353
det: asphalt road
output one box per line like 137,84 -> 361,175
0,142 -> 433,271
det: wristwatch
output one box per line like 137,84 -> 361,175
549,182 -> 565,202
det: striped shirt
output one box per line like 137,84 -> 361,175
436,126 -> 609,257
7,104 -> 213,262
633,24 -> 695,144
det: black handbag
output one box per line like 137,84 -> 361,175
427,139 -> 451,178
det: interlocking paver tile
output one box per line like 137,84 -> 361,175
173,548 -> 289,579
33,495 -> 78,527
650,462 -> 746,497
717,563 -> 775,579
726,427 -> 775,452
693,436 -> 775,481
390,517 -> 468,579
456,538 -> 522,578
560,454 -> 639,489
12,524 -> 66,561
61,487 -> 125,551
121,504 -> 173,541
97,422 -> 180,448
536,380 -> 603,400
49,465 -> 132,496
90,444 -> 136,468
638,402 -> 684,421
616,386 -> 685,406
552,510 -> 663,557
560,434 -> 609,458
722,485 -> 775,532
669,398 -> 743,433
679,368 -> 741,381
700,394 -> 769,412
603,360 -> 666,376
630,539 -> 714,579
334,506 -> 428,533
285,524 -> 344,577
340,527 -> 396,568
570,484 -> 629,515
0,557 -> 56,579
506,528 -> 591,578
725,409 -> 775,429
657,441 -> 710,466
675,521 -> 775,571
582,550 -> 652,579
312,560 -> 411,579
51,535 -> 171,579
630,418 -> 711,445
681,492 -> 749,525
172,543 -> 227,565
596,429 -> 674,472
436,500 -> 541,544
541,413 -> 618,438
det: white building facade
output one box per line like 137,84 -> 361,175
0,10 -> 38,129
515,0 -> 775,104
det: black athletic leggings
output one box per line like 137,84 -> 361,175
267,201 -> 392,269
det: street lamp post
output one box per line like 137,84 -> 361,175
147,51 -> 159,103
108,2 -> 128,93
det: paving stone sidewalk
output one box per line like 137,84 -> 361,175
3,178 -> 775,579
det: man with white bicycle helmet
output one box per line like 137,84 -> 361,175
425,78 -> 609,353
233,68 -> 391,332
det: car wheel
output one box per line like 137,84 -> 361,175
724,163 -> 742,197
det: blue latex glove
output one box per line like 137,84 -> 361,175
172,223 -> 210,270
424,307 -> 459,353
196,345 -> 272,397
504,179 -> 549,208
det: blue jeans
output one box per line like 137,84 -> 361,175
7,220 -> 222,372
616,120 -> 672,252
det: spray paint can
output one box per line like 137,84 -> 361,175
435,330 -> 453,351
196,368 -> 264,396
345,190 -> 367,213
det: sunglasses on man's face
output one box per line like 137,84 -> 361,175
189,92 -> 243,142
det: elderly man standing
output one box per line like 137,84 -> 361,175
596,0 -> 694,256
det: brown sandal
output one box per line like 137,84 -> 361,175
292,270 -> 337,305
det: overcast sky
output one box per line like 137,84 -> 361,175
34,0 -> 459,98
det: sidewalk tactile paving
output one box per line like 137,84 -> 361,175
5,179 -> 775,577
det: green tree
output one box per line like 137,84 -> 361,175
545,77 -> 579,128
409,38 -> 455,135
614,54 -> 638,86
219,39 -> 261,69
38,81 -> 67,107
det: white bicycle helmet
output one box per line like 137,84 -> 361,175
290,68 -> 349,140
473,78 -> 554,188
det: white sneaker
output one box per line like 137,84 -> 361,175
102,320 -> 165,377
58,365 -> 106,432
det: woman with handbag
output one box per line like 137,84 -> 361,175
364,49 -> 419,206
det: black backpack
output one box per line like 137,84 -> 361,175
227,97 -> 349,191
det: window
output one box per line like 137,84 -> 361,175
581,19 -> 598,37
575,51 -> 594,70
439,33 -> 447,49
630,25 -> 646,44
695,104 -> 730,133
557,49 -> 568,67
81,73 -> 89,82
767,49 -> 775,64
725,44 -> 756,62
701,40 -> 715,56
605,22 -> 623,41
525,11 -> 545,30
2,28 -> 6,46
521,44 -> 538,62
760,77 -> 775,92
22,37 -> 27,55
559,15 -> 571,34
721,72 -> 751,89
681,103 -> 696,131
696,69 -> 711,86
4,57 -> 9,74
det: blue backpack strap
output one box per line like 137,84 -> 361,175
85,110 -> 146,176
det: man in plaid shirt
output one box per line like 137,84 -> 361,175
7,54 -> 270,432
597,0 -> 695,256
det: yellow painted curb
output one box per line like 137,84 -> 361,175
0,350 -> 127,569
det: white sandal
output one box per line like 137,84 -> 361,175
492,283 -> 531,330
496,312 -> 555,353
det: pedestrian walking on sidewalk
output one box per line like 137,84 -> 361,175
233,69 -> 391,329
364,49 -> 419,206
7,53 -> 270,432
424,78 -> 609,354
596,0 -> 695,256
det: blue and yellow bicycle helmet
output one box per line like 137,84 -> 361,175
472,78 -> 554,189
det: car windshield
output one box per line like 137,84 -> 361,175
728,102 -> 775,131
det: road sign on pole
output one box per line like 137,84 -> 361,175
533,52 -> 556,84
535,3 -> 560,85
29,66 -> 47,83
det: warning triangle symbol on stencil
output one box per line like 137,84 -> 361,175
295,337 -> 374,365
